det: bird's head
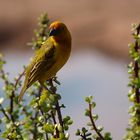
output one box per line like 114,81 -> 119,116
49,21 -> 71,42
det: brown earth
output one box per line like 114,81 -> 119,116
0,0 -> 140,59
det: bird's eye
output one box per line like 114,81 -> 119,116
49,28 -> 61,36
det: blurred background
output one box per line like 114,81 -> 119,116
0,0 -> 140,139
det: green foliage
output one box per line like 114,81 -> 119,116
28,13 -> 50,50
124,23 -> 140,140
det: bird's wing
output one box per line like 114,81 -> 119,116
25,40 -> 56,88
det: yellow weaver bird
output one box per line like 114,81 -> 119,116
18,21 -> 71,101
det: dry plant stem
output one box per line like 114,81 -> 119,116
88,103 -> 105,140
134,25 -> 140,103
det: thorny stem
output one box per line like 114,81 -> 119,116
88,103 -> 105,140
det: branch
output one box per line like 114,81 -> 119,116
133,24 -> 140,103
10,70 -> 25,122
88,103 -> 105,140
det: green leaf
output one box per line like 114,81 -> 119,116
91,102 -> 96,108
43,123 -> 54,133
92,114 -> 98,121
97,125 -> 104,132
63,116 -> 70,123
104,132 -> 112,140
82,127 -> 88,133
85,96 -> 93,103
85,109 -> 90,116
75,129 -> 80,135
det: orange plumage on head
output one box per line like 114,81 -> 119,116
49,21 -> 71,42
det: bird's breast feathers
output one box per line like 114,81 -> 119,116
39,37 -> 71,82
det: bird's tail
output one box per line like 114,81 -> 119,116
18,85 -> 27,102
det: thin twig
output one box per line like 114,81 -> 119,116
32,111 -> 39,140
12,70 -> 25,94
0,69 -> 9,85
0,69 -> 13,121
51,111 -> 57,124
10,70 -> 25,122
88,103 -> 105,140
51,111 -> 60,138
9,92 -> 15,122
80,134 -> 88,140
0,104 -> 10,120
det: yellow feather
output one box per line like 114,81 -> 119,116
18,85 -> 27,102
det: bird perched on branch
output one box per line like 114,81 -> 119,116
18,21 -> 71,101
